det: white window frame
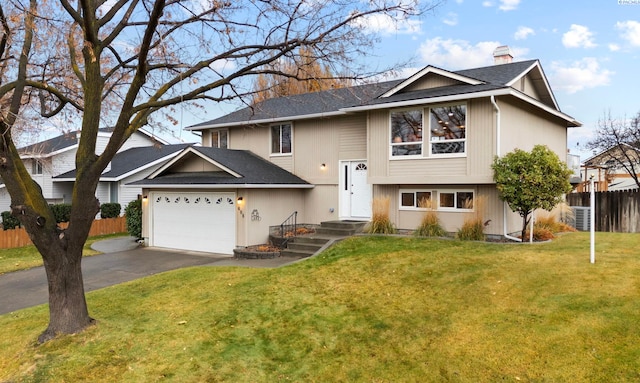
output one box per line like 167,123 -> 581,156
428,103 -> 467,158
437,189 -> 474,211
211,129 -> 228,149
270,123 -> 293,156
389,108 -> 424,159
32,159 -> 43,175
399,188 -> 474,212
399,189 -> 435,210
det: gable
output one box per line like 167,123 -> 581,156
166,152 -> 231,173
380,66 -> 484,98
402,73 -> 471,93
505,62 -> 557,109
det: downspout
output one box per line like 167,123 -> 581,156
491,95 -> 521,242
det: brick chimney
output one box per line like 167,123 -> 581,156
493,45 -> 513,64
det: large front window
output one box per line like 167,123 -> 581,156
271,124 -> 292,155
390,109 -> 423,157
429,104 -> 466,156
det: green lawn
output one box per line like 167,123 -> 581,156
0,234 -> 127,275
1,232 -> 639,382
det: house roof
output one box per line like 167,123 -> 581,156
583,143 -> 640,166
188,59 -> 580,130
19,127 -> 168,158
128,146 -> 312,189
54,143 -> 192,182
187,80 -> 402,130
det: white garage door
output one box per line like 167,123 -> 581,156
151,192 -> 236,254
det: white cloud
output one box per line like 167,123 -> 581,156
562,24 -> 597,48
514,26 -> 535,40
209,58 -> 236,73
352,13 -> 422,35
609,43 -> 621,51
482,0 -> 520,11
616,20 -> 640,46
417,37 -> 528,69
498,0 -> 520,11
549,58 -> 613,94
443,12 -> 458,26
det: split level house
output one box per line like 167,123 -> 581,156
132,47 -> 581,254
0,128 -> 189,216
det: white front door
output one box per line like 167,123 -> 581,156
339,161 -> 372,219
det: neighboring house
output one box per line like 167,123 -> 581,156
134,46 -> 581,254
55,143 -> 193,211
580,143 -> 640,191
0,128 -> 171,214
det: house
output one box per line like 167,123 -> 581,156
0,128 -> 175,215
55,143 -> 193,210
580,143 -> 640,191
134,46 -> 581,254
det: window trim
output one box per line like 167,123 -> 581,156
31,159 -> 43,175
270,123 -> 293,156
389,108 -> 424,159
399,189 -> 434,211
427,103 -> 467,158
399,188 -> 475,212
211,129 -> 228,149
437,189 -> 474,211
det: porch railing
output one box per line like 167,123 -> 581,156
279,211 -> 298,246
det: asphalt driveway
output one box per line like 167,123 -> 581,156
0,237 -> 299,315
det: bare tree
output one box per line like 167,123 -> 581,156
251,47 -> 353,104
0,0 -> 435,342
587,111 -> 640,189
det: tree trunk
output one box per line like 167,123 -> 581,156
521,214 -> 530,243
38,246 -> 94,343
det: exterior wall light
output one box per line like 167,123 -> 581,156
320,163 -> 326,170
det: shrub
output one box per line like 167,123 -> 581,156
366,197 -> 396,234
415,198 -> 447,237
125,199 -> 142,240
523,227 -> 555,242
100,203 -> 122,218
535,204 -> 577,234
1,211 -> 20,230
457,197 -> 486,241
50,203 -> 72,223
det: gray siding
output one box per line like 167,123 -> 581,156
499,96 -> 568,158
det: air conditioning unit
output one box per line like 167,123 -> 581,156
571,207 -> 591,231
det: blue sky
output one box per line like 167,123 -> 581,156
359,0 -> 640,160
185,0 -> 638,161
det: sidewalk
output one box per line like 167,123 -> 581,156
0,237 -> 301,315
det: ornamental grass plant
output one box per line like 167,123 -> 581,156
414,198 -> 447,237
457,196 -> 487,241
524,203 -> 577,241
366,196 -> 396,234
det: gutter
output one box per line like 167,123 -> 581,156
491,95 -> 521,242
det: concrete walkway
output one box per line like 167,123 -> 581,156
0,237 -> 301,315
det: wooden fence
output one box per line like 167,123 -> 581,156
0,216 -> 127,249
567,189 -> 640,233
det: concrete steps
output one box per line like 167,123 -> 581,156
280,220 -> 367,258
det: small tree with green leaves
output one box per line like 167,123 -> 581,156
492,145 -> 572,242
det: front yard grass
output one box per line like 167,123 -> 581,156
1,232 -> 639,382
0,233 -> 128,275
